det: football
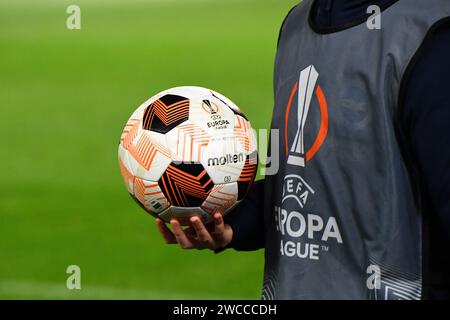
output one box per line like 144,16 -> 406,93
118,86 -> 258,225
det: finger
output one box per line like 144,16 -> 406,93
190,216 -> 214,245
183,227 -> 207,250
184,227 -> 196,238
171,219 -> 194,249
155,218 -> 176,244
213,212 -> 225,237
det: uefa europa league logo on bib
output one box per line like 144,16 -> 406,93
285,65 -> 328,167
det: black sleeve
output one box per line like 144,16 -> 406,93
399,17 -> 450,296
221,180 -> 266,251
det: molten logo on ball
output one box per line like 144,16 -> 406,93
207,153 -> 245,167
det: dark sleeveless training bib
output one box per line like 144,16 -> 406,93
262,0 -> 450,300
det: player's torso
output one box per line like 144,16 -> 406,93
262,0 -> 450,300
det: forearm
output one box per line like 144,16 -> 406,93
218,179 -> 265,252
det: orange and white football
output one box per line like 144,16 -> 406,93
118,86 -> 257,225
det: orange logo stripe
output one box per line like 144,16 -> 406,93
306,85 -> 328,161
284,82 -> 329,162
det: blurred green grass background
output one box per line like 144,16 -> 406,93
0,0 -> 297,299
